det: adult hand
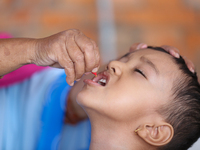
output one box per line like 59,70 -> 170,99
129,43 -> 195,73
34,29 -> 100,86
161,45 -> 195,73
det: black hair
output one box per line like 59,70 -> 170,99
147,46 -> 200,150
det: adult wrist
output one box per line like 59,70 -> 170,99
28,38 -> 40,65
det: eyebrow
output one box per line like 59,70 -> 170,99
119,51 -> 159,75
119,52 -> 131,59
140,56 -> 159,75
119,50 -> 137,59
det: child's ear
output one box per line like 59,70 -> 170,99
136,123 -> 174,146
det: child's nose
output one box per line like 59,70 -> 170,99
107,61 -> 122,76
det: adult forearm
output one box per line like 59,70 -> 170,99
0,38 -> 36,76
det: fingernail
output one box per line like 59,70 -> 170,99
69,82 -> 74,86
85,72 -> 91,75
76,79 -> 80,81
174,52 -> 180,58
190,67 -> 195,73
141,44 -> 148,49
170,50 -> 180,58
92,67 -> 98,73
137,43 -> 147,49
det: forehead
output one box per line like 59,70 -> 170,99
131,49 -> 181,89
128,49 -> 176,68
140,49 -> 179,72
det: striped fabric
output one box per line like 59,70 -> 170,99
0,68 -> 91,150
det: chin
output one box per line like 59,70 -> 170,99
76,90 -> 96,118
76,87 -> 93,108
77,86 -> 104,115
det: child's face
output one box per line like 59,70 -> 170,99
77,49 -> 180,122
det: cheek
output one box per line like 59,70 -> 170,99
104,87 -> 160,121
106,97 -> 137,121
101,88 -> 140,120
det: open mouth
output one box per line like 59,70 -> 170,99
92,71 -> 109,86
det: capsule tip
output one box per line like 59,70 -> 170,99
92,72 -> 97,77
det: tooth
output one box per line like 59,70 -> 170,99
99,79 -> 106,83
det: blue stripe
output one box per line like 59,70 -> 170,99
37,73 -> 71,150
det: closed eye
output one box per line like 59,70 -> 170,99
135,69 -> 146,78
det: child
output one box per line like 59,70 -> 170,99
77,46 -> 200,150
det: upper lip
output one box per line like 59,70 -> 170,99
92,71 -> 110,86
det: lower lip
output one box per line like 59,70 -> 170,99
83,79 -> 102,87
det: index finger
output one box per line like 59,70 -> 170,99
161,45 -> 180,58
182,56 -> 195,73
161,45 -> 195,73
129,43 -> 148,52
89,39 -> 100,72
75,33 -> 97,72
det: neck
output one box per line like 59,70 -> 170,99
89,116 -> 148,150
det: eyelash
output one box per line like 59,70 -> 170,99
135,69 -> 146,78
